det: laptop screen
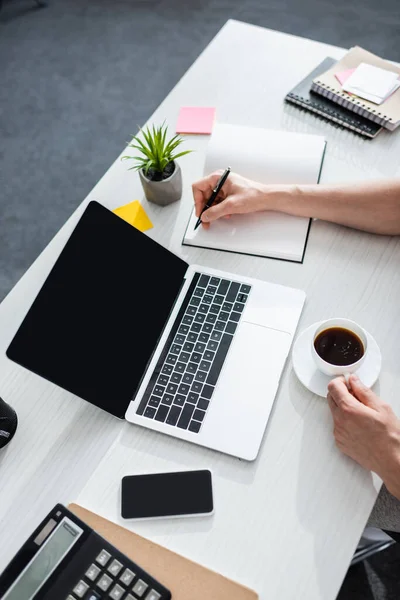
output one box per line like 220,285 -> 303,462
6,201 -> 188,418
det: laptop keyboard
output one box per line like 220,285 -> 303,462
137,273 -> 251,434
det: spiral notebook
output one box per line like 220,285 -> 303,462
311,46 -> 400,131
285,57 -> 382,139
182,123 -> 326,263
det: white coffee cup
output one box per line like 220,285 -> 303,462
311,318 -> 368,376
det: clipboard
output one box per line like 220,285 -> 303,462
68,504 -> 258,600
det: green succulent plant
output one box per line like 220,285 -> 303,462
122,122 -> 192,176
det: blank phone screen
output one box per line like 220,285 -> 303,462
121,470 -> 213,519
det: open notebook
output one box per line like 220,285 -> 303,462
183,124 -> 326,263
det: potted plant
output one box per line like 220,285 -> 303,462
122,122 -> 193,206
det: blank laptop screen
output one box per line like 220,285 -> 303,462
6,201 -> 188,418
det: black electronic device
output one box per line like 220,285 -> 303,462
121,470 -> 213,520
0,504 -> 171,600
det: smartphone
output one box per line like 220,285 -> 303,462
121,469 -> 213,520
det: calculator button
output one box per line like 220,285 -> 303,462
85,592 -> 101,600
97,573 -> 113,591
85,563 -> 101,582
109,583 -> 125,599
145,591 -> 161,600
107,559 -> 123,577
119,568 -> 135,586
96,549 -> 111,567
66,596 -> 76,600
132,579 -> 149,596
73,580 -> 89,598
125,595 -> 136,600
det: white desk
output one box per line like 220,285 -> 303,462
1,19 -> 400,600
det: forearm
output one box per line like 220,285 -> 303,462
264,179 -> 400,235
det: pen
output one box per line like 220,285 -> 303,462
194,166 -> 231,230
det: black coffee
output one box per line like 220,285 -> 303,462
314,327 -> 364,366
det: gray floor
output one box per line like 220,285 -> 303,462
1,0 -> 400,597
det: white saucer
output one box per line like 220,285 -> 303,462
292,321 -> 382,397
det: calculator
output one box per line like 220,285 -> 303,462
0,504 -> 171,600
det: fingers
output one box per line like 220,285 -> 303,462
327,392 -> 337,414
202,197 -> 235,223
192,171 -> 228,218
327,377 -> 361,410
348,374 -> 380,409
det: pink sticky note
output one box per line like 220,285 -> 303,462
176,106 -> 216,134
335,68 -> 355,86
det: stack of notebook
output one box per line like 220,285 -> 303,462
285,47 -> 400,139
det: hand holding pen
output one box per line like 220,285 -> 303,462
193,167 -> 231,230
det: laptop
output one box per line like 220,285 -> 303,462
6,201 -> 305,461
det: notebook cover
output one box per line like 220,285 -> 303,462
68,504 -> 258,600
311,46 -> 400,127
285,57 -> 382,138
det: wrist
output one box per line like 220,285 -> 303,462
381,430 -> 400,500
257,183 -> 300,213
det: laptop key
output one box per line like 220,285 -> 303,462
203,294 -> 213,305
144,407 -> 156,419
187,392 -> 199,404
207,340 -> 218,352
153,385 -> 165,397
162,394 -> 173,406
233,302 -> 245,312
183,342 -> 194,352
187,332 -> 198,343
174,394 -> 186,406
188,420 -> 201,433
178,324 -> 189,334
162,364 -> 173,375
177,403 -> 195,429
197,398 -> 210,410
236,293 -> 248,303
202,323 -> 213,333
149,396 -> 161,408
190,296 -> 201,306
155,404 -> 169,422
179,351 -> 190,363
210,277 -> 220,286
190,322 -> 202,332
186,306 -> 196,316
194,342 -> 206,353
193,409 -> 206,421
195,313 -> 206,323
217,279 -> 230,295
218,311 -> 229,322
209,304 -> 220,314
206,333 -> 234,386
206,285 -> 217,295
211,330 -> 222,341
194,287 -> 205,297
230,311 -> 241,322
166,354 -> 177,365
204,350 -> 215,361
195,371 -> 207,382
186,362 -> 198,374
157,375 -> 169,386
166,383 -> 178,394
240,284 -> 251,294
225,321 -> 237,334
198,274 -> 210,287
170,372 -> 182,384
182,372 -> 194,384
191,353 -> 202,363
182,315 -> 193,325
201,385 -> 214,400
178,383 -> 190,395
199,332 -> 210,343
215,320 -> 226,332
191,381 -> 203,394
175,361 -> 186,373
166,405 -> 181,426
214,294 -> 224,305
226,282 -> 240,303
199,360 -> 211,372
205,313 -> 217,324
222,302 -> 233,312
174,334 -> 185,345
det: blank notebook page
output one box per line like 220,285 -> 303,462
183,124 -> 326,262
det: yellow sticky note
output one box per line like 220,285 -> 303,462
113,200 -> 153,232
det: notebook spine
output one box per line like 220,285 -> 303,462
311,82 -> 390,127
285,94 -> 376,138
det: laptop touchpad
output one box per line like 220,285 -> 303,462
215,321 -> 291,411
